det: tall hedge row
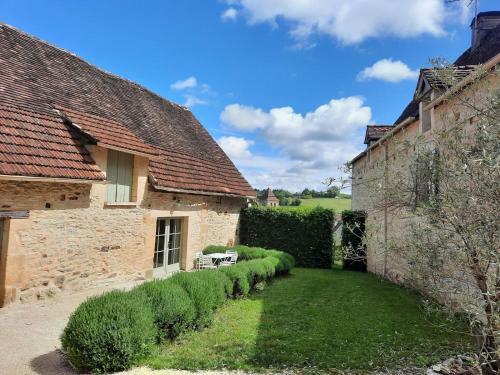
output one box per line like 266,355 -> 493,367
341,210 -> 366,271
61,246 -> 294,374
239,206 -> 335,268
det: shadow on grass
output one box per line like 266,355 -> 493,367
250,268 -> 473,372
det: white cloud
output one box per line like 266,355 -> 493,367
221,97 -> 371,142
357,58 -> 419,83
221,7 -> 238,21
218,136 -> 254,159
183,94 -> 208,107
220,97 -> 371,191
225,0 -> 466,45
220,104 -> 272,131
170,76 -> 198,90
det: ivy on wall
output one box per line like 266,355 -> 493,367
239,207 -> 335,268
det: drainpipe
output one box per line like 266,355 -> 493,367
383,142 -> 389,277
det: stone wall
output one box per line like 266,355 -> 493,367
0,178 -> 247,306
351,72 -> 499,307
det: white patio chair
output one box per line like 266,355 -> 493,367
195,252 -> 203,270
199,254 -> 217,269
220,250 -> 238,267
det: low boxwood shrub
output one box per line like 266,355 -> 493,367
219,265 -> 251,296
134,279 -> 196,341
239,206 -> 334,268
62,246 -> 295,373
204,245 -> 295,275
191,269 -> 232,306
61,290 -> 156,374
341,210 -> 367,272
170,272 -> 219,328
245,259 -> 274,283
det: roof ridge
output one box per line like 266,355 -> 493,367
0,23 -> 190,113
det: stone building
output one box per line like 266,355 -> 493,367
350,12 -> 500,298
262,188 -> 280,207
0,24 -> 255,306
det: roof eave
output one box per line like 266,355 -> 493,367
350,116 -> 417,164
151,183 -> 256,199
0,174 -> 105,184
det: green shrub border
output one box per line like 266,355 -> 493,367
341,210 -> 367,271
239,206 -> 335,268
61,245 -> 294,374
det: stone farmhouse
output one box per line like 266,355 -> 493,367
351,12 -> 500,299
0,24 -> 256,306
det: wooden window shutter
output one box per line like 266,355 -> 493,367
106,150 -> 133,202
116,152 -> 133,202
106,149 -> 119,202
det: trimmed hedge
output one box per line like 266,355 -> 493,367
61,290 -> 156,374
134,280 -> 196,341
341,210 -> 367,271
239,206 -> 335,268
61,245 -> 294,374
204,244 -> 295,275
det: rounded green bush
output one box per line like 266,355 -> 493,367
234,245 -> 268,260
170,272 -> 218,328
232,261 -> 254,287
134,279 -> 196,340
261,257 -> 276,278
61,290 -> 156,374
246,259 -> 270,283
220,265 -> 251,296
203,245 -> 229,254
191,269 -> 231,307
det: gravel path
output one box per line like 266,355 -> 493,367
0,282 -> 138,375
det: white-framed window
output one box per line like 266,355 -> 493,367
153,218 -> 182,275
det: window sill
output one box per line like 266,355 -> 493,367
104,201 -> 138,208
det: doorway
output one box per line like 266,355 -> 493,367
153,218 -> 182,277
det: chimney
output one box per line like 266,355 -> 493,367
471,11 -> 500,51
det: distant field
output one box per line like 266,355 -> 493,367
299,198 -> 351,212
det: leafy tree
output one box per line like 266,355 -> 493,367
326,186 -> 340,198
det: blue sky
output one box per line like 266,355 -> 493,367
1,0 -> 498,191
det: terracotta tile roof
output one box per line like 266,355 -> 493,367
0,103 -> 104,180
364,125 -> 394,145
150,148 -> 256,197
0,24 -> 254,197
263,188 -> 279,202
57,107 -> 158,158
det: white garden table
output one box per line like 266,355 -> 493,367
209,253 -> 231,267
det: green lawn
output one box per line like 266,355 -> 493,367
300,197 -> 352,212
144,268 -> 473,374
